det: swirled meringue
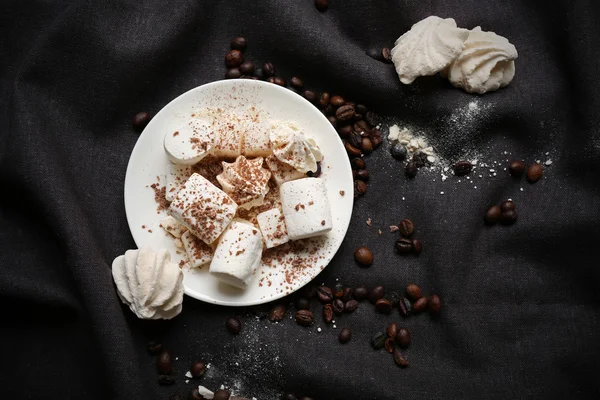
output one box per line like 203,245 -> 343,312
444,27 -> 518,94
269,121 -> 321,173
216,155 -> 271,209
112,246 -> 184,320
391,16 -> 469,84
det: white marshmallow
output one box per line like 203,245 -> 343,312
164,119 -> 213,165
160,216 -> 187,238
242,121 -> 272,158
209,220 -> 263,289
212,116 -> 243,159
180,231 -> 213,268
264,154 -> 305,186
165,163 -> 192,202
174,238 -> 184,249
256,208 -> 289,249
168,173 -> 238,245
280,178 -> 332,240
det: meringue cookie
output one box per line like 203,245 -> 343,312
216,155 -> 271,209
269,121 -> 321,173
280,178 -> 332,240
444,26 -> 518,94
391,16 -> 469,84
164,119 -> 213,165
111,246 -> 184,320
160,215 -> 187,238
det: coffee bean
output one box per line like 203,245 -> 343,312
345,142 -> 362,158
314,0 -> 328,12
399,219 -> 414,237
366,48 -> 384,61
339,328 -> 351,344
354,120 -> 370,134
147,340 -> 162,355
158,375 -> 175,385
376,299 -> 393,314
354,180 -> 367,196
263,62 -> 275,77
269,304 -> 286,322
500,200 -> 516,212
356,104 -> 368,115
405,284 -> 422,300
332,283 -> 343,299
268,77 -> 285,86
428,294 -> 441,314
295,310 -> 314,326
412,152 -> 429,167
225,68 -> 242,79
509,160 -> 526,177
399,297 -> 411,317
189,388 -> 206,400
348,131 -> 362,148
364,111 -> 380,127
371,331 -> 386,350
354,246 -> 373,266
353,286 -> 368,301
295,297 -> 310,310
384,338 -> 395,353
330,95 -> 345,107
381,47 -> 392,63
323,304 -> 333,323
454,160 -> 473,176
393,349 -> 409,367
324,104 -> 335,115
317,286 -> 333,303
342,287 -> 353,302
361,137 -> 373,153
302,285 -> 317,299
386,322 -> 399,338
289,76 -> 303,89
395,238 -> 413,254
412,239 -> 422,255
132,112 -> 151,132
390,143 -> 408,160
336,104 -> 355,121
226,316 -> 242,334
157,350 -> 173,374
318,92 -> 330,108
352,158 -> 366,170
485,205 -> 502,225
356,169 -> 369,181
301,90 -> 317,103
369,285 -> 385,304
338,124 -> 352,137
332,299 -> 345,314
413,297 -> 428,313
231,36 -> 247,51
239,61 -> 254,75
500,210 -> 518,225
190,361 -> 206,378
214,389 -> 231,400
344,299 -> 359,312
388,291 -> 401,308
527,163 -> 543,183
405,161 -> 418,178
395,327 -> 411,348
253,68 -> 264,79
327,115 -> 337,128
225,50 -> 244,68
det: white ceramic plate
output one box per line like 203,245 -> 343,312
124,80 -> 353,306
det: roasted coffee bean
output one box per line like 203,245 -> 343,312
500,200 -> 516,212
317,286 -> 334,303
364,111 -> 380,127
428,294 -> 442,314
366,47 -> 384,61
388,291 -> 401,308
295,310 -> 314,326
253,67 -> 264,79
348,131 -> 362,148
354,180 -> 367,196
338,124 -> 352,137
356,169 -> 369,181
342,287 -> 353,302
390,143 -> 408,160
306,162 -> 322,178
354,113 -> 362,121
327,115 -> 337,128
509,160 -> 526,177
226,316 -> 242,334
413,297 -> 428,313
314,0 -> 328,12
344,299 -> 359,313
527,163 -> 544,183
147,340 -> 163,355
399,297 -> 412,317
190,361 -> 206,378
356,104 -> 368,115
334,283 -> 344,298
323,304 -> 333,323
381,47 -> 392,63
393,349 -> 409,367
384,338 -> 396,353
412,239 -> 422,255
345,142 -> 362,157
353,286 -> 368,301
189,388 -> 207,400
405,161 -> 418,178
354,120 -> 370,134
386,322 -> 399,338
157,350 -> 173,374
132,112 -> 151,132
361,137 -> 373,153
268,77 -> 286,86
339,328 -> 351,344
319,92 -> 330,107
239,61 -> 255,75
225,50 -> 244,68
302,285 -> 317,299
289,76 -> 303,89
399,219 -> 415,237
330,95 -> 345,107
485,205 -> 502,225
354,246 -> 373,266
225,68 -> 242,79
395,238 -> 413,254
369,285 -> 385,304
231,36 -> 247,51
332,299 -> 345,314
263,62 -> 275,77
395,327 -> 411,348
351,158 -> 366,170
405,284 -> 422,300
454,160 -> 473,176
269,304 -> 287,322
371,331 -> 386,350
302,90 -> 317,103
336,105 -> 355,121
295,297 -> 310,310
324,104 -> 335,115
158,375 -> 175,385
376,299 -> 393,314
500,210 -> 518,225
214,389 -> 231,400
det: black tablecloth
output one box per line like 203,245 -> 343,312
2,1 -> 600,399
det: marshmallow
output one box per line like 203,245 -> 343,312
257,208 -> 289,249
165,163 -> 192,202
242,121 -> 272,158
164,119 -> 213,165
160,216 -> 187,238
168,173 -> 238,245
212,115 -> 244,159
280,178 -> 332,240
265,154 -> 305,186
209,220 -> 263,289
180,231 -> 213,268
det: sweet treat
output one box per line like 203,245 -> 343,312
443,26 -> 518,94
390,16 -> 469,84
256,207 -> 289,249
165,163 -> 192,201
160,215 -> 187,238
241,120 -> 272,157
216,155 -> 271,209
168,173 -> 238,245
280,178 -> 332,240
264,154 -> 306,186
269,121 -> 322,173
209,220 -> 263,289
180,231 -> 213,268
211,114 -> 244,159
111,246 -> 184,320
163,119 -> 213,165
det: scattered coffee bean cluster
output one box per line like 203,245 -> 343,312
223,37 -> 383,198
393,219 -> 423,255
371,322 -> 410,367
402,151 -> 433,179
485,200 -> 517,226
509,159 -> 544,183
